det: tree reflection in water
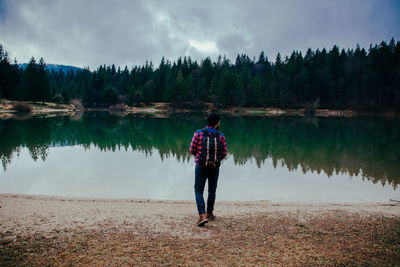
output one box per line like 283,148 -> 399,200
0,113 -> 399,188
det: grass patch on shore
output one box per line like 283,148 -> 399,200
1,213 -> 399,266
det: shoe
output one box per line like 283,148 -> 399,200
197,214 -> 208,227
207,213 -> 216,221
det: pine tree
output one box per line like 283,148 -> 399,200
24,57 -> 39,103
37,58 -> 50,104
0,45 -> 15,99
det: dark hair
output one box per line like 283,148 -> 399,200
207,113 -> 220,126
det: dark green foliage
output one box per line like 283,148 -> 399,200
37,58 -> 50,104
23,57 -> 39,103
21,57 -> 50,104
1,39 -> 399,110
0,45 -> 20,100
101,86 -> 118,105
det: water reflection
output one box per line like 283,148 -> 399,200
1,113 -> 399,189
2,146 -> 396,201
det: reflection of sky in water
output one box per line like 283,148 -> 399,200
0,146 -> 398,202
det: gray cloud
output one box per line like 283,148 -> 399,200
217,33 -> 251,57
0,0 -> 7,23
0,0 -> 399,69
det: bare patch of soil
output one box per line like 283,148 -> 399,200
1,194 -> 399,266
1,214 -> 399,266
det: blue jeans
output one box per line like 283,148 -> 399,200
194,165 -> 220,215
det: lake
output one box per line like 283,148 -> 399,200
0,112 -> 399,202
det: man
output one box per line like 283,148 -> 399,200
190,113 -> 227,226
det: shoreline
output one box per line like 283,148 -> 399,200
1,99 -> 399,119
1,192 -> 399,204
1,194 -> 399,265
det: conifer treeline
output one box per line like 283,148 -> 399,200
1,38 -> 399,110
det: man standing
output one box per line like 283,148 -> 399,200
190,114 -> 227,226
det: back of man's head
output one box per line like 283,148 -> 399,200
207,113 -> 220,127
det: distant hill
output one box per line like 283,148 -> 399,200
18,63 -> 84,73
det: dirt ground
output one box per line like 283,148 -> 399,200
1,194 -> 399,266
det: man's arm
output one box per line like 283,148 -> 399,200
220,135 -> 227,160
190,132 -> 199,156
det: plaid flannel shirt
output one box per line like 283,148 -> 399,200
190,126 -> 227,165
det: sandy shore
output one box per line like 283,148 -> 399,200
1,194 -> 400,265
1,194 -> 399,237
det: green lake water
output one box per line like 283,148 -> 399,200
0,112 -> 399,202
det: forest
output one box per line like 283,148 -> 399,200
0,38 -> 399,111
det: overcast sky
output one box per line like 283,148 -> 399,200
0,0 -> 399,70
